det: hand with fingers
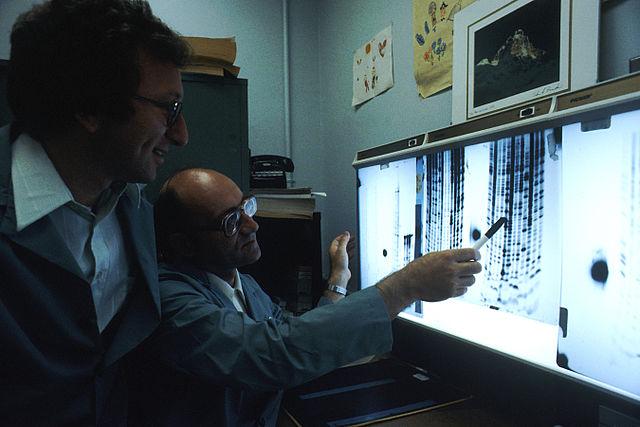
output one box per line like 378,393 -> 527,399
376,248 -> 482,318
324,231 -> 355,301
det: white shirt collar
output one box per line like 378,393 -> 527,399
11,133 -> 75,232
206,269 -> 247,312
11,133 -> 141,232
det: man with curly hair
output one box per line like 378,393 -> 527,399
0,1 -> 189,424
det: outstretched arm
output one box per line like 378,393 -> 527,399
376,248 -> 481,318
149,247 -> 482,392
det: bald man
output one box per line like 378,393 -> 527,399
131,168 -> 482,427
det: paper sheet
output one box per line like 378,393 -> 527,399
352,25 -> 394,107
413,0 -> 474,99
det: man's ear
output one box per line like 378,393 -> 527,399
74,112 -> 100,134
168,232 -> 196,258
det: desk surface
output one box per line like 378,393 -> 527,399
278,396 -> 542,427
277,356 -> 552,427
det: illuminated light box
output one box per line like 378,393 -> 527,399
354,89 -> 640,412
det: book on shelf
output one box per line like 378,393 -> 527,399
252,187 -> 312,195
182,36 -> 237,64
181,62 -> 240,77
252,188 -> 325,220
181,36 -> 240,77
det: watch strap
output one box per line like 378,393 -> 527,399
327,284 -> 348,296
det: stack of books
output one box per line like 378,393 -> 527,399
181,36 -> 240,77
252,187 -> 325,220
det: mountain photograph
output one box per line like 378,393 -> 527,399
472,0 -> 561,108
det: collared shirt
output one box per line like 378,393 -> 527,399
206,269 -> 248,313
11,133 -> 140,332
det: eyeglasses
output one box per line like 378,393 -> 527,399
207,196 -> 258,237
132,94 -> 183,128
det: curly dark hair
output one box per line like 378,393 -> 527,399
7,0 -> 190,140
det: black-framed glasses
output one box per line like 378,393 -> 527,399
203,196 -> 258,237
132,94 -> 183,128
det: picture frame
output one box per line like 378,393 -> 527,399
451,0 -> 599,124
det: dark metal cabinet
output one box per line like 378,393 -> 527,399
144,73 -> 249,200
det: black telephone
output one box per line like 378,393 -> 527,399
250,155 -> 294,188
251,155 -> 294,172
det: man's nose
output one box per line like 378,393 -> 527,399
166,113 -> 188,146
240,213 -> 259,232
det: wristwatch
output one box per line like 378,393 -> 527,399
327,284 -> 348,296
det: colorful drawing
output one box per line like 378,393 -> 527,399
424,46 -> 434,65
440,2 -> 449,21
429,2 -> 438,32
352,26 -> 394,107
413,0 -> 475,98
432,37 -> 447,61
378,39 -> 387,57
371,66 -> 378,89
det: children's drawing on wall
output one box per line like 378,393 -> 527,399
352,25 -> 394,107
413,0 -> 474,98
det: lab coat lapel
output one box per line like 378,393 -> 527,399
102,192 -> 161,368
2,213 -> 86,279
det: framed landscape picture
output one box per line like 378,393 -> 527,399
451,0 -> 599,123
